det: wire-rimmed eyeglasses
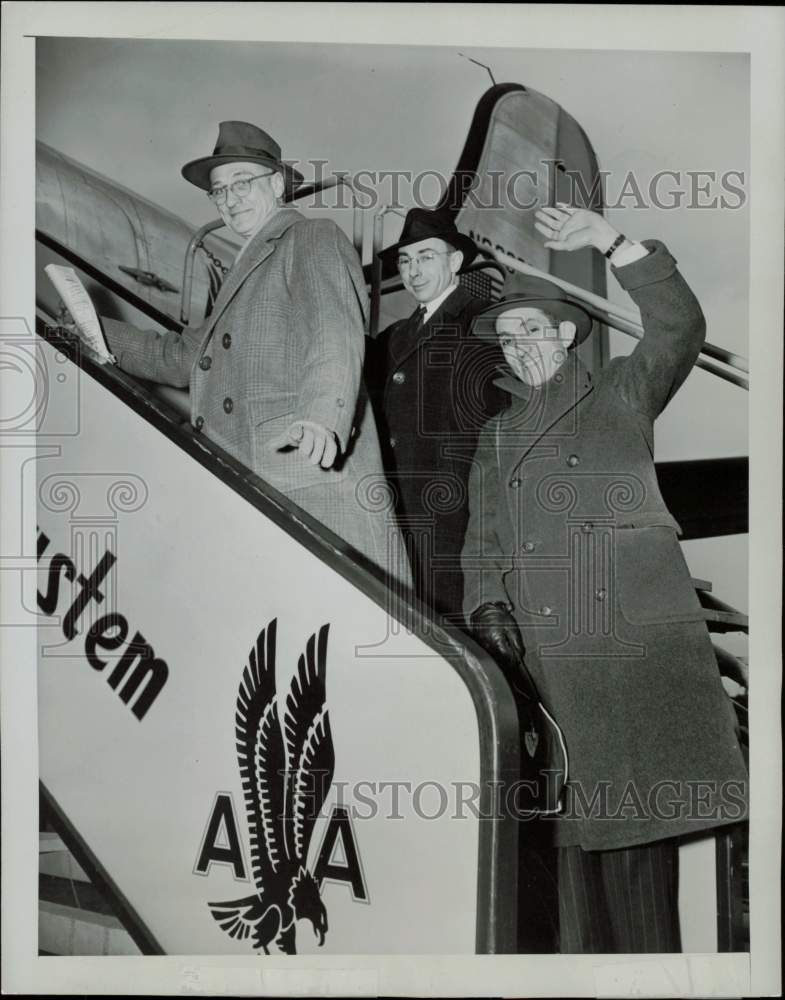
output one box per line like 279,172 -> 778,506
396,250 -> 456,271
206,171 -> 275,205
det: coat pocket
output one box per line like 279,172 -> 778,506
615,524 -> 704,625
249,393 -> 349,492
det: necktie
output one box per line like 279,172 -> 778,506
413,305 -> 427,329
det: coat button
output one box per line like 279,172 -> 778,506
392,371 -> 406,385
199,355 -> 212,370
509,478 -> 522,489
540,605 -> 553,616
194,416 -> 204,431
567,454 -> 579,467
522,541 -> 535,553
389,437 -> 397,449
595,589 -> 607,601
223,397 -> 234,414
222,333 -> 232,349
337,397 -> 345,408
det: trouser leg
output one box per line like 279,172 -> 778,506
557,845 -> 611,953
558,840 -> 681,953
599,839 -> 681,953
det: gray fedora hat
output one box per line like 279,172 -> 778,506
181,121 -> 304,195
472,274 -> 593,344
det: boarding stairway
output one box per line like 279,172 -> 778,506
33,304 -> 521,957
34,270 -> 750,958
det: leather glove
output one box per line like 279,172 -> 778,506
469,601 -> 526,673
470,603 -> 538,703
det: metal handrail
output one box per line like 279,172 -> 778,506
180,220 -> 228,325
490,250 -> 749,389
180,174 -> 365,327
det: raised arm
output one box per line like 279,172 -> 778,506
535,204 -> 706,420
608,240 -> 706,420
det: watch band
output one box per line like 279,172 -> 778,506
604,233 -> 627,259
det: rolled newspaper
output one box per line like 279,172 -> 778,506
44,264 -> 116,364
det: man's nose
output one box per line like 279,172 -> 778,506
225,186 -> 240,208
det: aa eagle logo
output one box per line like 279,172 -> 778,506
208,618 -> 334,954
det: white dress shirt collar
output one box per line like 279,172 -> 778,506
422,282 -> 458,322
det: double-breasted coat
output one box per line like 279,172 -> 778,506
462,241 -> 747,850
367,284 -> 506,617
102,208 -> 408,585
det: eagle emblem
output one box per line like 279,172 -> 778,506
208,618 -> 335,954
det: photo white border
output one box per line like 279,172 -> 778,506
2,3 -> 782,996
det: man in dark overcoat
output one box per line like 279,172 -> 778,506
367,208 -> 505,619
463,204 -> 747,952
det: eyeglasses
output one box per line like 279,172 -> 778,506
206,171 -> 274,205
498,324 -> 560,347
396,250 -> 456,271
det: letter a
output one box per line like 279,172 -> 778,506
313,805 -> 368,902
194,793 -> 247,880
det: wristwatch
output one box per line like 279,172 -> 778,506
604,234 -> 627,259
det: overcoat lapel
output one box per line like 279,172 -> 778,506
198,208 -> 303,344
388,310 -> 424,367
389,285 -> 474,368
494,353 -> 594,476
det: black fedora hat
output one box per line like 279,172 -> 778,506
181,121 -> 304,196
472,274 -> 594,345
378,208 -> 479,269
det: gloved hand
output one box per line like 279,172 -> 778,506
469,601 -> 526,672
470,602 -> 537,703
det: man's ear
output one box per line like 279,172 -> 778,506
272,171 -> 286,199
450,250 -> 463,275
558,319 -> 577,349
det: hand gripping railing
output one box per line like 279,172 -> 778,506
489,250 -> 749,391
180,174 -> 365,327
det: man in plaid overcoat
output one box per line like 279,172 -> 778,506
101,122 -> 407,586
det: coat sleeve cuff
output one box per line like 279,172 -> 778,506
101,317 -> 138,364
300,394 -> 354,450
463,576 -> 512,620
611,239 -> 677,291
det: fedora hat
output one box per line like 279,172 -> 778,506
378,208 -> 479,269
472,274 -> 593,344
181,121 -> 304,195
